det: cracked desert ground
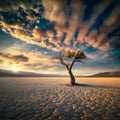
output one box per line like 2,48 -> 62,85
0,77 -> 120,120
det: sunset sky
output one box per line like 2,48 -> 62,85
0,0 -> 120,76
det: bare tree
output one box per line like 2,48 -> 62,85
53,50 -> 86,85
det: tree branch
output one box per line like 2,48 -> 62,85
53,57 -> 69,70
59,57 -> 69,70
69,60 -> 75,71
75,59 -> 84,64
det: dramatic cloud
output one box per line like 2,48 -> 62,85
42,0 -> 67,25
0,0 -> 120,75
0,0 -> 34,12
0,0 -> 119,52
33,27 -> 46,40
0,53 -> 29,63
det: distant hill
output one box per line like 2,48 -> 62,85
0,69 -> 65,77
0,69 -> 120,77
90,71 -> 120,77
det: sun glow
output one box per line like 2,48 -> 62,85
11,66 -> 21,73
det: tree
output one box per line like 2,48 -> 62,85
53,50 -> 86,85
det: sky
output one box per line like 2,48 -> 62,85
0,0 -> 120,76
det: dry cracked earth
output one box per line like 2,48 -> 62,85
0,78 -> 120,120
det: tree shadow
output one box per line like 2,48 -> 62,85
65,83 -> 120,89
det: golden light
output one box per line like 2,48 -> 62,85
11,66 -> 21,73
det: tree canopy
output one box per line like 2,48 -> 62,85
63,50 -> 86,60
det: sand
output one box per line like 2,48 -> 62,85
0,77 -> 120,120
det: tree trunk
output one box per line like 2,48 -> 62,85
68,70 -> 75,85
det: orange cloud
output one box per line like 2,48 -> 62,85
84,30 -> 111,51
0,21 -> 22,30
42,0 -> 67,25
0,0 -> 118,54
102,6 -> 120,33
0,49 -> 59,72
10,29 -> 33,42
33,27 -> 46,40
46,30 -> 54,38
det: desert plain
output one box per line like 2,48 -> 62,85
0,77 -> 120,120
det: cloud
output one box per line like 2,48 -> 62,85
10,29 -> 33,42
32,27 -> 46,40
84,30 -> 111,51
0,0 -> 112,52
11,49 -> 58,67
0,21 -> 23,31
51,0 -> 86,46
0,0 -> 34,12
76,0 -> 115,50
0,53 -> 29,63
101,5 -> 120,35
26,15 -> 38,22
0,59 -> 3,64
42,0 -> 67,25
0,49 -> 60,73
0,0 -> 120,70
12,55 -> 29,62
0,21 -> 55,51
46,30 -> 54,38
105,7 -> 120,27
